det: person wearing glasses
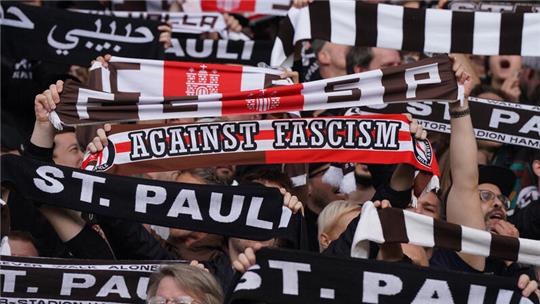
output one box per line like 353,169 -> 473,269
429,56 -> 539,298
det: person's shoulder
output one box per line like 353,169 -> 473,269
429,248 -> 482,274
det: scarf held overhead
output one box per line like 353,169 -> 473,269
182,0 -> 291,16
227,248 -> 535,304
0,255 -> 180,303
0,155 -> 300,243
165,34 -> 274,66
270,1 -> 540,66
80,115 -> 439,176
72,10 -> 228,34
0,2 -> 162,66
52,55 -> 462,127
348,96 -> 540,149
351,202 -> 540,266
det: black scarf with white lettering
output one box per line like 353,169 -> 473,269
0,155 -> 300,243
227,248 -> 539,304
349,96 -> 540,148
1,2 -> 162,66
0,255 -> 179,303
165,33 -> 274,66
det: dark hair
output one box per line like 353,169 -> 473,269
241,168 -> 293,191
470,84 -> 511,101
346,47 -> 373,74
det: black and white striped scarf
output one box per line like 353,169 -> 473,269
271,1 -> 540,66
351,202 -> 540,266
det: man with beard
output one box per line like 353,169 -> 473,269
429,58 -> 538,297
305,163 -> 348,252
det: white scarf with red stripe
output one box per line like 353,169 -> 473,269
82,115 -> 440,176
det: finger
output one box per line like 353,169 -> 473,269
56,80 -> 64,94
409,119 -> 419,135
518,274 -> 529,289
279,188 -> 287,195
232,260 -> 245,272
420,130 -> 427,140
189,260 -> 198,266
43,89 -> 54,112
415,124 -> 424,139
97,128 -> 108,146
92,137 -> 104,152
104,123 -> 112,132
288,196 -> 298,209
293,201 -> 303,214
373,200 -> 381,208
245,247 -> 256,264
283,192 -> 292,206
522,281 -> 538,297
35,93 -> 47,111
238,253 -> 250,269
50,84 -> 60,104
381,200 -> 391,208
252,242 -> 263,251
87,143 -> 97,154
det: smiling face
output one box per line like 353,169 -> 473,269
479,183 -> 507,232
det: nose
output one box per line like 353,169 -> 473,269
492,197 -> 504,209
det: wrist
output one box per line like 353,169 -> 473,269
449,107 -> 470,119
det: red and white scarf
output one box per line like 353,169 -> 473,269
52,55 -> 461,128
182,0 -> 291,16
82,115 -> 440,176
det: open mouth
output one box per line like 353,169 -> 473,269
500,59 -> 510,69
489,212 -> 505,220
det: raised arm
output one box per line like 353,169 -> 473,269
446,56 -> 485,271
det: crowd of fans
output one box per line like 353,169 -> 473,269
1,0 -> 540,303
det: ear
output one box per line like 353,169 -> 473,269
353,66 -> 363,74
533,160 -> 540,178
317,49 -> 331,65
319,232 -> 330,251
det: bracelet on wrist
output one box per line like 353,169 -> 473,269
449,108 -> 470,118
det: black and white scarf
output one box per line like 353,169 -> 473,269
72,9 -> 228,34
348,96 -> 540,149
228,248 -> 538,304
1,154 -> 300,243
0,2 -> 163,66
165,34 -> 273,66
351,202 -> 540,266
0,255 -> 179,303
271,1 -> 540,66
52,55 -> 462,127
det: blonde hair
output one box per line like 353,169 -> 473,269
146,264 -> 223,304
317,200 -> 361,250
